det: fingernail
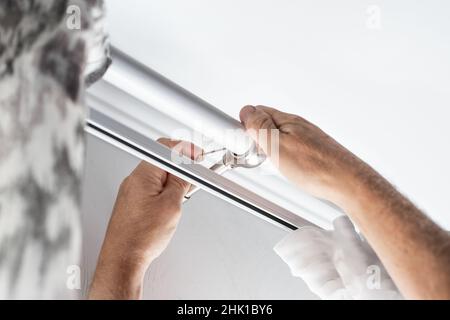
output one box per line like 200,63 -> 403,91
240,105 -> 256,123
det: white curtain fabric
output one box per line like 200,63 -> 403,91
275,215 -> 403,300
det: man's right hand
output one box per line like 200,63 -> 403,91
239,105 -> 367,209
240,105 -> 450,300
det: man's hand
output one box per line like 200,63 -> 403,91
89,138 -> 202,300
240,105 -> 450,299
239,105 -> 365,207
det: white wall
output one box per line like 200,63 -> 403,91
81,135 -> 316,299
105,0 -> 450,229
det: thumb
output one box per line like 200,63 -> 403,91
240,105 -> 278,156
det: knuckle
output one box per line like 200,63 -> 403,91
119,176 -> 132,195
260,116 -> 274,128
171,177 -> 190,192
254,115 -> 273,130
120,175 -> 131,188
119,175 -> 136,192
292,114 -> 305,122
119,173 -> 142,194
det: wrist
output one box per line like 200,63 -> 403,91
89,246 -> 152,299
89,257 -> 145,299
99,245 -> 152,278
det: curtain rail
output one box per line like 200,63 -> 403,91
85,109 -> 315,231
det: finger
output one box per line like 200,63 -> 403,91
253,105 -> 321,139
132,137 -> 201,186
157,138 -> 199,198
157,138 -> 204,161
131,161 -> 168,187
239,105 -> 277,131
161,173 -> 190,202
240,105 -> 299,128
239,105 -> 278,155
253,105 -> 301,128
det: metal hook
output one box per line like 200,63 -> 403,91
183,143 -> 266,201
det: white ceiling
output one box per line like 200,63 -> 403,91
105,0 -> 450,228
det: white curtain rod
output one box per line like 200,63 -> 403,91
102,47 -> 253,156
86,109 -> 312,230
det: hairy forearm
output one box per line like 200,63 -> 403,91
338,163 -> 450,299
238,105 -> 450,299
88,246 -> 147,300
